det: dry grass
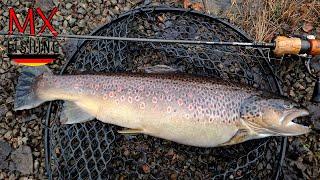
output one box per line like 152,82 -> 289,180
224,0 -> 320,41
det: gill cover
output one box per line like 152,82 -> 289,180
240,96 -> 310,137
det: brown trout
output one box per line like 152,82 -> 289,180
14,66 -> 310,147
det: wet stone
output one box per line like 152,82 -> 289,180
0,104 -> 8,117
0,140 -> 12,169
9,145 -> 33,175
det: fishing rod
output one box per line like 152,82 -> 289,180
1,32 -> 320,57
1,32 -> 320,102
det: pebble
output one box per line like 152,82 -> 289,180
0,104 -> 8,117
34,160 -> 39,171
63,20 -> 68,27
65,3 -> 72,9
111,0 -> 117,6
78,19 -> 86,28
93,0 -> 102,3
77,8 -> 86,15
94,9 -> 100,15
4,131 -> 12,139
9,145 -> 33,175
0,140 -> 12,169
69,17 -> 77,25
306,77 -> 312,83
21,127 -> 26,132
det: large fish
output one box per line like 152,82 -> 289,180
14,66 -> 310,147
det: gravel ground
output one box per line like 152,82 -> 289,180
0,0 -> 319,179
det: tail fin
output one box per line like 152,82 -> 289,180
14,66 -> 52,111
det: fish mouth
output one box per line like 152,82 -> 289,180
278,109 -> 310,136
244,109 -> 310,137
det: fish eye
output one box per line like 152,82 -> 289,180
283,104 -> 294,109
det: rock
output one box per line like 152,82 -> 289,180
52,0 -> 59,6
111,0 -> 117,6
9,146 -> 33,175
0,104 -> 8,117
205,0 -> 231,15
4,131 -> 12,139
63,20 -> 68,27
35,0 -> 55,12
77,8 -> 86,15
78,20 -> 86,28
65,3 -> 72,9
69,17 -> 77,25
306,77 -> 313,83
0,140 -> 12,169
93,0 -> 102,3
142,164 -> 150,173
302,22 -> 313,33
94,9 -> 100,15
34,160 -> 39,171
21,127 -> 26,132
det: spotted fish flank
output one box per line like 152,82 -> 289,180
14,66 -> 310,147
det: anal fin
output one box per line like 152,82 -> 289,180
61,101 -> 95,124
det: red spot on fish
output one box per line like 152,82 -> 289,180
117,86 -> 122,92
128,96 -> 133,103
103,94 -> 108,100
167,106 -> 172,113
95,84 -> 100,90
188,104 -> 193,111
187,92 -> 193,98
140,102 -> 145,110
152,97 -> 157,103
177,99 -> 183,106
109,91 -> 114,98
74,83 -> 80,89
138,85 -> 144,91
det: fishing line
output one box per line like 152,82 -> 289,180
0,32 -> 283,61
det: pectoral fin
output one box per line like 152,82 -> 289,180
61,101 -> 95,124
118,128 -> 143,134
220,129 -> 250,146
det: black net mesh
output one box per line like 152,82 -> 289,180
46,7 -> 284,179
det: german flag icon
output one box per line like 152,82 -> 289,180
8,54 -> 58,66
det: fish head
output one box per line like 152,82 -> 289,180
240,96 -> 310,137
